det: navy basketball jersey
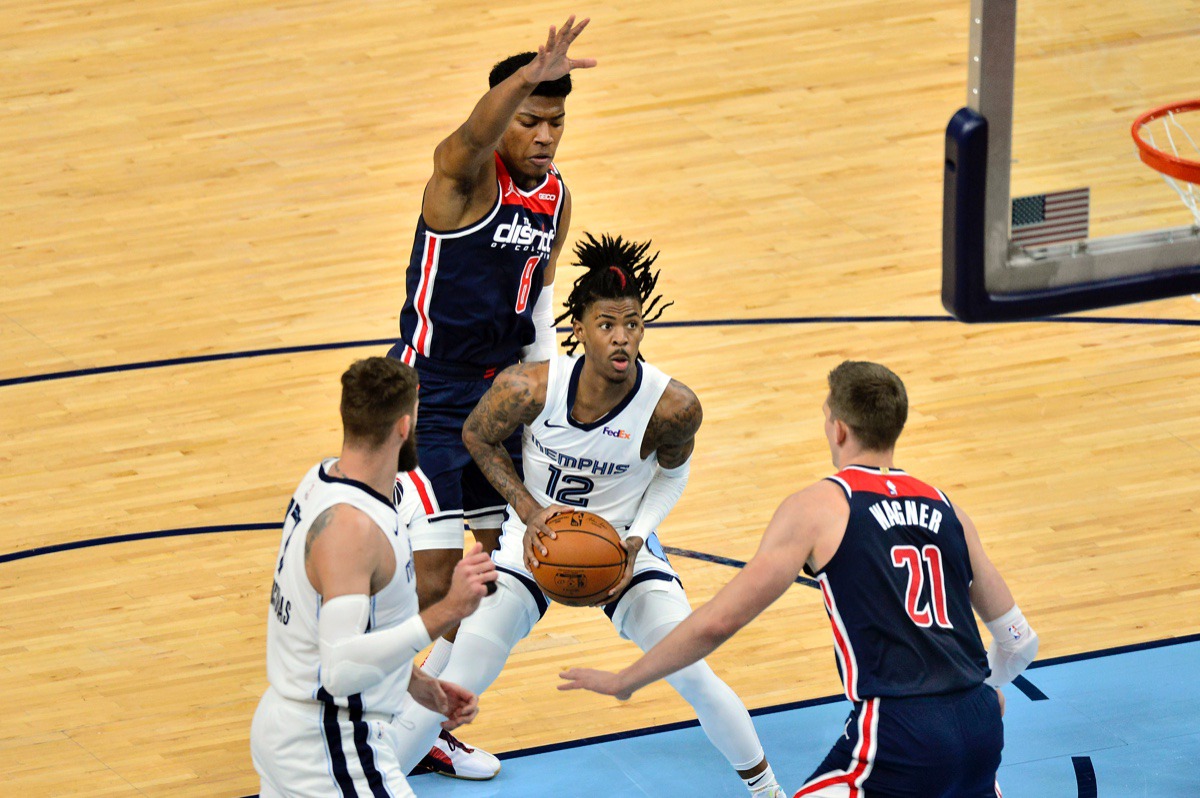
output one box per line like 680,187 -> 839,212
398,153 -> 566,369
805,465 -> 989,700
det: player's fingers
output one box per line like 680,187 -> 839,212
569,58 -> 598,70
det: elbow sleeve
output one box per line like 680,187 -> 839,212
318,594 -> 433,696
627,459 -> 690,542
520,281 -> 557,363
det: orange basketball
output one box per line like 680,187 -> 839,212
531,511 -> 628,606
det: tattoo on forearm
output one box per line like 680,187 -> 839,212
464,366 -> 545,514
304,508 -> 336,561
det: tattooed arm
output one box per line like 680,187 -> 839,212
304,504 -> 392,599
463,362 -> 569,568
643,380 -> 702,465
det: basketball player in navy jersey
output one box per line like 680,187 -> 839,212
385,16 -> 595,777
561,361 -> 1040,797
249,358 -> 497,798
387,234 -> 787,798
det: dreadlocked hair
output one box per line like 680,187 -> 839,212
554,232 -> 674,357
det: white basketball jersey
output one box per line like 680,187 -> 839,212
265,459 -> 420,715
495,355 -> 671,570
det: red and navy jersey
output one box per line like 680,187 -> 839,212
804,465 -> 989,700
398,153 -> 565,370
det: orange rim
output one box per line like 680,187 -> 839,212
1132,99 -> 1200,184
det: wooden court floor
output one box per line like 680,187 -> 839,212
2,0 -> 1198,795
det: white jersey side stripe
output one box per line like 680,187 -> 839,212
818,573 -> 860,701
793,696 -> 879,797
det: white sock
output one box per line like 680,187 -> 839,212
421,637 -> 453,678
744,764 -> 780,795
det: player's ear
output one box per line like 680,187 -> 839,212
395,412 -> 414,441
834,418 -> 850,447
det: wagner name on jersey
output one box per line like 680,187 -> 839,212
805,466 -> 990,700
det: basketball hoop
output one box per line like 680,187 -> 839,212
1131,99 -> 1200,226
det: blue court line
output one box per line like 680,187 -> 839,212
0,523 -> 276,564
1011,673 -> 1049,701
1072,756 -> 1098,798
663,545 -> 819,589
4,313 -> 1200,388
49,524 -> 1187,798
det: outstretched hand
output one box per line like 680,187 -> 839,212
558,667 -> 634,701
522,15 -> 597,85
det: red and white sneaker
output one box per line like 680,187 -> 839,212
409,729 -> 500,780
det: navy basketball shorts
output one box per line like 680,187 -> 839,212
796,683 -> 1003,797
401,367 -> 522,549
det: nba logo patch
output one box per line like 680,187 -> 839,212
886,480 -> 898,496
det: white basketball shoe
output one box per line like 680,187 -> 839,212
410,729 -> 501,780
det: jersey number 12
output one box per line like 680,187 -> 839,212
545,464 -> 593,507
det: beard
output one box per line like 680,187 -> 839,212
396,430 -> 419,472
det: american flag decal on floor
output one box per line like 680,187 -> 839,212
1010,187 -> 1090,247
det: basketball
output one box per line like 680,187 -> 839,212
531,511 -> 628,606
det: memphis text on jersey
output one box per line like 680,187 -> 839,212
529,429 -> 631,476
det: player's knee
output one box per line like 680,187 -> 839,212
471,527 -> 502,553
413,548 -> 461,609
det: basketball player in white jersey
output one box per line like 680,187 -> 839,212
388,234 -> 787,798
250,357 -> 497,798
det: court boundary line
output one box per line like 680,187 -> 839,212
4,314 -> 1200,388
17,523 -> 1187,797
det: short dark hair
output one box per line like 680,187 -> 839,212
340,357 -> 418,448
489,52 -> 573,97
554,233 -> 673,356
826,361 -> 908,451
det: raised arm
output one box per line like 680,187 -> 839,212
423,17 -> 595,230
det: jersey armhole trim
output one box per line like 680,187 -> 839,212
826,475 -> 852,500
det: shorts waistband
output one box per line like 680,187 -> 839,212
404,348 -> 515,381
270,686 -> 397,724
